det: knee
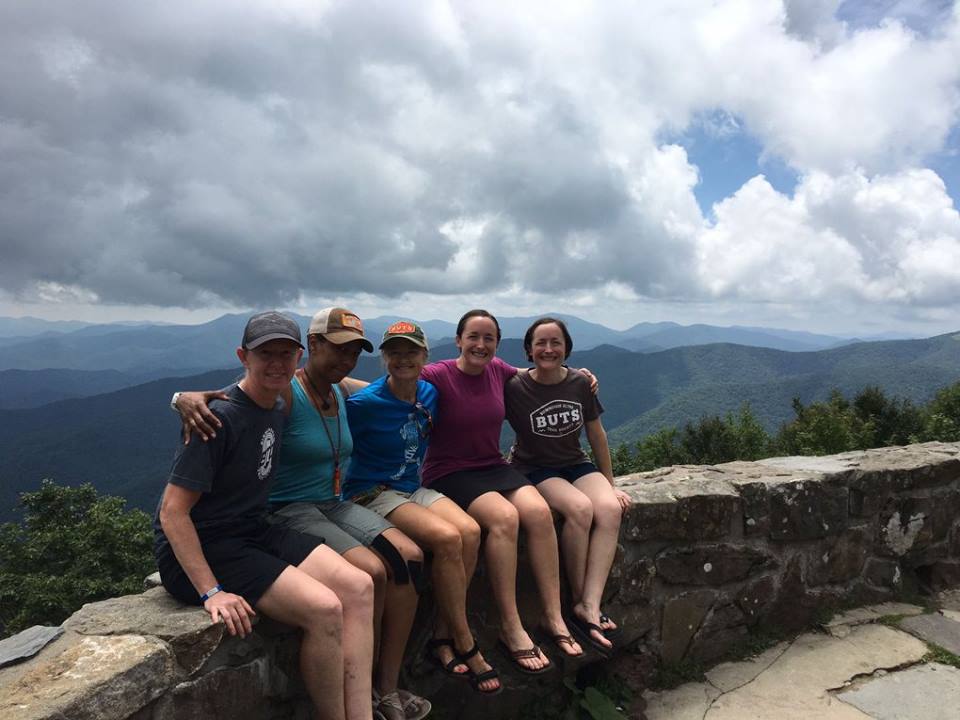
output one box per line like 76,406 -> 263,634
305,586 -> 344,629
352,551 -> 387,590
521,500 -> 555,533
402,541 -> 424,565
564,498 -> 595,531
344,565 -> 376,609
460,519 -> 481,553
484,505 -> 519,537
432,525 -> 463,559
593,498 -> 622,530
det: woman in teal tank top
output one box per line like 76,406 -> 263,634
172,307 -> 430,720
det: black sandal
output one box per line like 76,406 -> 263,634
599,613 -> 622,640
426,637 -> 470,678
566,614 -> 614,657
455,640 -> 503,695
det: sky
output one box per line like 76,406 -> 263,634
1,0 -> 959,336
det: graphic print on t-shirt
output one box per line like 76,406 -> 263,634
257,427 -> 277,480
529,399 -> 583,438
392,414 -> 421,481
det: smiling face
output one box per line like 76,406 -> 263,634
456,316 -> 499,373
529,322 -> 567,371
382,338 -> 427,381
239,338 -> 302,395
308,334 -> 364,383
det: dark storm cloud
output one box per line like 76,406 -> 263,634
0,1 -> 695,309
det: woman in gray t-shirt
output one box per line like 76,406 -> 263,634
505,317 -> 632,656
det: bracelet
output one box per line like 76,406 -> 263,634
200,584 -> 223,602
170,392 -> 182,412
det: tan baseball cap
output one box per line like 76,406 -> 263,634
308,307 -> 374,352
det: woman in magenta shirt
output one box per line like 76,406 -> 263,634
419,310 -> 582,673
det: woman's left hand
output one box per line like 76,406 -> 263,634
614,488 -> 632,513
579,367 -> 599,394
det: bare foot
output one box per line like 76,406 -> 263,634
573,603 -> 613,649
453,638 -> 501,693
542,618 -> 583,657
499,626 -> 551,672
429,633 -> 468,676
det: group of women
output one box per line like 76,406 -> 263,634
176,307 -> 631,720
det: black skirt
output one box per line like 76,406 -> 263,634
429,463 -> 532,510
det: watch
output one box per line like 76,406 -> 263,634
169,391 -> 182,412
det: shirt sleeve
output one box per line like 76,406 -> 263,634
166,411 -> 227,493
493,356 -> 518,382
420,362 -> 442,385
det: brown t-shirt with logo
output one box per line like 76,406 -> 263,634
505,369 -> 603,473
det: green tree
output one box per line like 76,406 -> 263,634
731,404 -> 773,460
0,480 -> 154,638
776,391 -> 857,456
635,427 -> 687,471
921,382 -> 960,442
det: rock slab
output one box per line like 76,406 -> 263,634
0,626 -> 63,669
836,663 -> 960,720
899,612 -> 960,656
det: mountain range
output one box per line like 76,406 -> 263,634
0,313 -> 906,409
1,330 -> 957,522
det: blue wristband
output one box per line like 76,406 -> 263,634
200,584 -> 223,602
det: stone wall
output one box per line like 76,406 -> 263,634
3,442 -> 960,719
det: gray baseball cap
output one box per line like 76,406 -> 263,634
242,311 -> 303,349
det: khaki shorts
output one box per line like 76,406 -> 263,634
362,486 -> 447,519
266,498 -> 393,554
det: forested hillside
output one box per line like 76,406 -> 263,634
1,333 -> 958,522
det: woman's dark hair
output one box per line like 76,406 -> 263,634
523,317 -> 573,361
456,309 -> 501,343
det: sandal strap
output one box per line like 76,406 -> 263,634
427,637 -> 455,650
508,645 -> 542,660
454,638 -> 480,662
474,668 -> 499,683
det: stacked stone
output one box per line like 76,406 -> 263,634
2,442 -> 959,719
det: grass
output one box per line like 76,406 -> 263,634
922,643 -> 960,669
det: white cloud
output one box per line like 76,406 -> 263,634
0,0 -> 958,334
699,168 -> 960,307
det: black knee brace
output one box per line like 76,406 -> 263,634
371,533 -> 409,585
407,560 -> 425,594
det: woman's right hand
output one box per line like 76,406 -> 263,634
176,390 -> 229,443
204,590 -> 256,637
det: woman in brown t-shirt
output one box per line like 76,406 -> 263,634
505,317 -> 632,656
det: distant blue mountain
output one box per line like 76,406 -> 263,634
1,332 -> 957,523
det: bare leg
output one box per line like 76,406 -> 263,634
504,485 -> 582,657
388,501 -> 499,692
344,545 -> 387,664
572,473 -> 623,640
467,491 -> 549,672
367,528 -> 422,696
535,477 -> 594,602
258,546 -> 375,720
431,497 -> 482,586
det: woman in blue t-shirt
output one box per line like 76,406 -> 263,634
343,321 -> 501,695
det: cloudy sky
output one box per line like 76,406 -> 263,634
2,0 -> 959,336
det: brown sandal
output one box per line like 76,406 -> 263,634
497,639 -> 553,674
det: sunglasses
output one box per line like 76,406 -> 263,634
413,402 -> 434,439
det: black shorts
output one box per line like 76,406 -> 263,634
429,464 -> 532,511
524,461 -> 599,485
158,521 -> 323,607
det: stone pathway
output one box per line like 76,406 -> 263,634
643,601 -> 960,720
